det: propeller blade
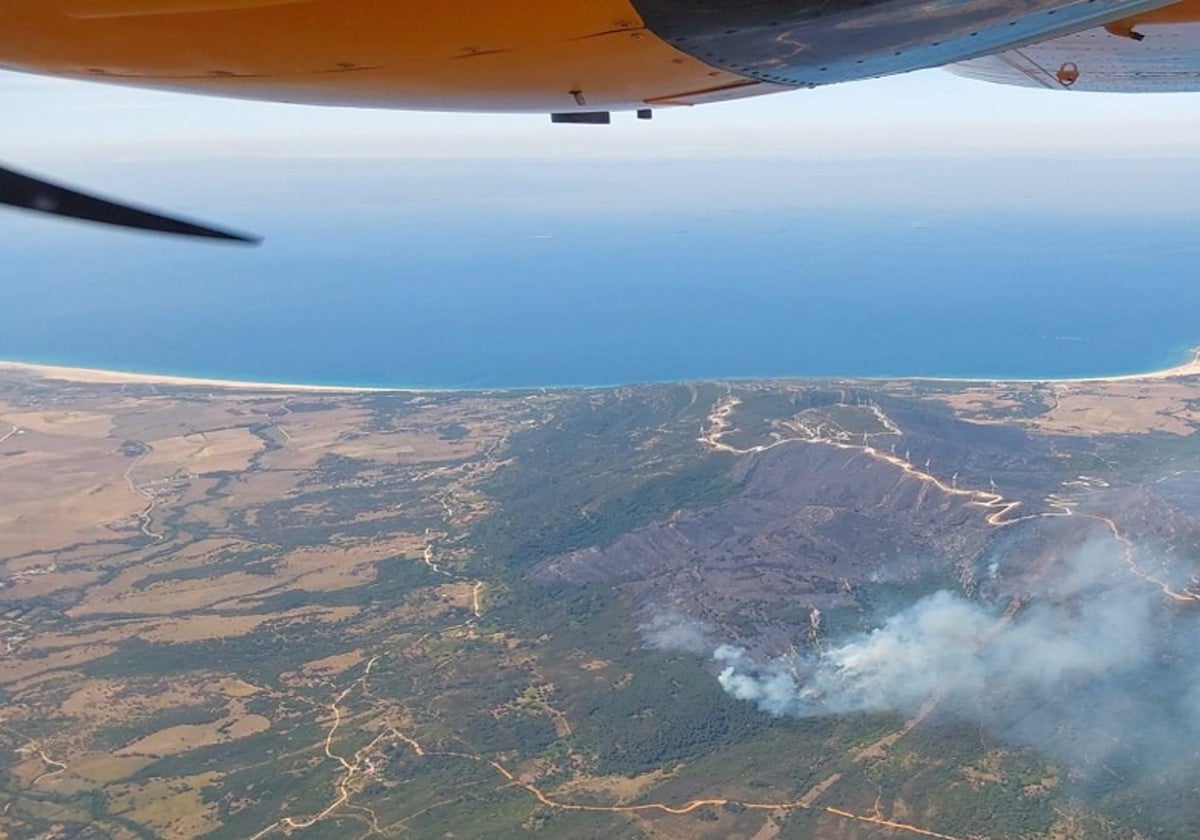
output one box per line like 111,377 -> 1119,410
0,164 -> 261,244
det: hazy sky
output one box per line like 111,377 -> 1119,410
6,65 -> 1200,166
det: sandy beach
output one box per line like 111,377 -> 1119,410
0,361 -> 398,393
1076,346 -> 1200,382
1,348 -> 1198,393
873,346 -> 1200,386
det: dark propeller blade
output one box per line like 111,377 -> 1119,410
0,164 -> 260,244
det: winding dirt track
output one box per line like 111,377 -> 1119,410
247,653 -> 967,840
700,395 -> 1196,600
0,725 -> 67,788
122,449 -> 164,542
700,396 -> 1035,526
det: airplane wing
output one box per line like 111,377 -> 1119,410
3,0 -> 1200,239
951,14 -> 1200,91
0,0 -> 1187,111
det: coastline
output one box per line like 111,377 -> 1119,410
0,361 -> 399,393
1,347 -> 1199,394
882,346 -> 1200,386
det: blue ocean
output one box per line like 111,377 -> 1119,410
3,157 -> 1198,388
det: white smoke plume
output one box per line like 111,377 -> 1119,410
665,544 -> 1200,781
714,584 -> 1153,720
639,607 -> 714,655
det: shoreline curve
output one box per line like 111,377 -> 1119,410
1,348 -> 1198,393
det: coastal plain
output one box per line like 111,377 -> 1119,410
3,362 -> 1200,839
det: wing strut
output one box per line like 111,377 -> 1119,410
0,164 -> 260,244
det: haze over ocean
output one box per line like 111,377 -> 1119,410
4,156 -> 1198,389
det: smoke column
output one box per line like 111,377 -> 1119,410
644,544 -> 1200,780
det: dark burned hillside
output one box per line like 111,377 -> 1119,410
534,386 -> 1068,642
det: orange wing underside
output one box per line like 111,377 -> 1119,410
0,0 -> 785,111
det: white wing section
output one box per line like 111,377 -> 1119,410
949,22 -> 1200,91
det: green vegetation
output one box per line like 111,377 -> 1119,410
573,655 -> 768,775
475,459 -> 740,571
132,546 -> 279,590
95,705 -> 226,751
437,423 -> 470,440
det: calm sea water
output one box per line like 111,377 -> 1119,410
3,158 -> 1198,388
